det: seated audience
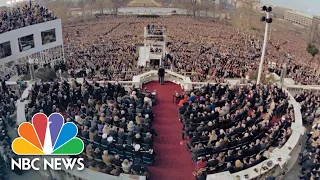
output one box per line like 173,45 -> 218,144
25,79 -> 157,177
296,91 -> 320,180
178,83 -> 293,177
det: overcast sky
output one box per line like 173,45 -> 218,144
262,0 -> 320,15
1,0 -> 319,15
0,0 -> 7,7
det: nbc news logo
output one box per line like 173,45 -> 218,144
11,113 -> 85,170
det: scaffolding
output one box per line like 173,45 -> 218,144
143,25 -> 166,67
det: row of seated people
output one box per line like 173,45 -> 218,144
295,91 -> 320,125
295,91 -> 320,180
25,79 -> 157,177
178,83 -> 293,179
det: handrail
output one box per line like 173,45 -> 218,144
286,84 -> 320,90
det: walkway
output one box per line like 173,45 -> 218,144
143,82 -> 194,180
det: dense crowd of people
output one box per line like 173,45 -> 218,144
0,10 -> 319,85
0,80 -> 20,177
177,83 -> 293,178
62,16 -> 320,85
0,4 -> 57,34
2,3 -> 320,180
63,17 -> 140,81
295,91 -> 320,180
25,79 -> 157,177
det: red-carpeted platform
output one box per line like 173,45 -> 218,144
143,81 -> 195,180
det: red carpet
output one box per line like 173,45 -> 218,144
143,81 -> 195,180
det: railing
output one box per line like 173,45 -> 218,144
66,78 -> 139,91
13,70 -> 309,180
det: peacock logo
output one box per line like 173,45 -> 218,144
12,113 -> 84,155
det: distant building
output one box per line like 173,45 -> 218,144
284,9 -> 314,27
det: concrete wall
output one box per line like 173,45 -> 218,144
0,19 -> 63,65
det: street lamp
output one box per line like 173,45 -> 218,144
257,6 -> 273,84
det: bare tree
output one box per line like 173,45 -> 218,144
78,0 -> 86,18
182,0 -> 200,16
108,0 -> 130,15
47,0 -> 69,22
309,18 -> 320,44
88,0 -> 96,15
170,0 -> 185,8
230,0 -> 262,34
94,0 -> 108,14
198,1 -> 214,17
314,27 -> 320,45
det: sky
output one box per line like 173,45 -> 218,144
0,0 -> 319,16
262,0 -> 320,16
0,0 -> 7,7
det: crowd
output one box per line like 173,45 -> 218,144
295,91 -> 320,180
25,79 -> 157,177
62,16 -> 320,85
63,17 -> 140,81
177,83 -> 293,179
0,80 -> 20,177
0,3 -> 57,34
2,3 -> 320,180
62,16 -> 260,82
0,13 -> 319,85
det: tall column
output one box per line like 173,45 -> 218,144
280,63 -> 286,84
28,59 -> 35,80
161,27 -> 166,67
144,27 -> 147,68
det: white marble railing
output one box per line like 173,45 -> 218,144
285,85 -> 320,97
133,70 -> 192,90
67,78 -> 140,91
271,72 -> 320,96
13,70 -> 309,180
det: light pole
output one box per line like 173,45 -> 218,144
257,6 -> 273,84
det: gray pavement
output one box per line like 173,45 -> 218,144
7,169 -> 43,180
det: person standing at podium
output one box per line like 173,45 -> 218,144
158,66 -> 165,85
